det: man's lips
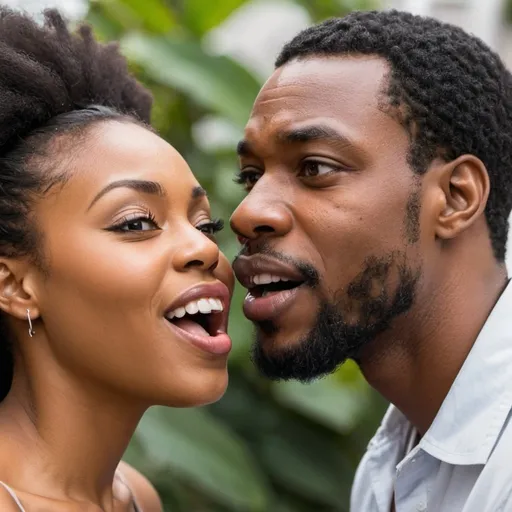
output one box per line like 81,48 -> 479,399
233,255 -> 307,323
232,254 -> 305,288
243,286 -> 305,322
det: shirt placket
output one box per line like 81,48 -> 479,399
394,450 -> 432,512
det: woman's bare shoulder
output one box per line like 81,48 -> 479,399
118,461 -> 163,512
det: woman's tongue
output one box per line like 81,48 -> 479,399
173,317 -> 209,337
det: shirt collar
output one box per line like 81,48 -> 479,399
420,280 -> 512,465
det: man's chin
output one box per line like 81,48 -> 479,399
246,250 -> 421,382
249,300 -> 367,382
251,338 -> 350,383
250,322 -> 349,383
253,318 -> 313,352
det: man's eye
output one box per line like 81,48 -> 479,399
234,170 -> 261,190
299,161 -> 340,178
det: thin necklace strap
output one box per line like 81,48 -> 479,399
0,477 -> 140,512
0,481 -> 26,512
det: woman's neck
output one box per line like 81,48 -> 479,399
0,357 -> 145,508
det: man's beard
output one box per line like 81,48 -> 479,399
251,252 -> 422,382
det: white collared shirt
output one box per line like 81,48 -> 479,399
351,282 -> 512,512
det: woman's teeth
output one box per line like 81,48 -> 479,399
166,297 -> 223,320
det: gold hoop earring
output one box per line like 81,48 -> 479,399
27,308 -> 35,337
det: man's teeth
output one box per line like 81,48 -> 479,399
252,273 -> 290,285
166,298 -> 223,320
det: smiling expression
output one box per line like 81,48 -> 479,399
26,120 -> 234,406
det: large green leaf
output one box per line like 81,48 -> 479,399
296,0 -> 379,20
182,0 -> 250,36
272,374 -> 370,434
121,33 -> 261,128
183,0 -> 247,35
135,407 -> 270,511
120,0 -> 175,32
260,425 -> 353,508
93,0 -> 175,33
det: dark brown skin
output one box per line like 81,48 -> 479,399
0,121 -> 234,511
230,56 -> 507,435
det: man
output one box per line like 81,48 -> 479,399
230,9 -> 512,512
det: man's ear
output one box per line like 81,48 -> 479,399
433,155 -> 489,240
0,259 -> 40,321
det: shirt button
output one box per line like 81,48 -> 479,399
417,502 -> 426,511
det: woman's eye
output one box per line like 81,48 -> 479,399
234,170 -> 261,190
108,214 -> 160,233
299,161 -> 340,178
197,218 -> 224,237
120,218 -> 157,231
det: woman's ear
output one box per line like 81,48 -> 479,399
434,155 -> 489,240
0,259 -> 40,321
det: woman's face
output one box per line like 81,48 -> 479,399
29,120 -> 234,407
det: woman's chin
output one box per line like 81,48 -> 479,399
155,367 -> 229,408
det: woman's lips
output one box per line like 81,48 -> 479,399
163,281 -> 232,356
165,316 -> 232,355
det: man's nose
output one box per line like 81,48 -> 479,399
230,185 -> 293,242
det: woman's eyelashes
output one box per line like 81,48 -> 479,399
196,218 -> 224,240
106,210 -> 160,233
105,211 -> 224,240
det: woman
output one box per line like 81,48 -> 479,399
0,7 -> 234,511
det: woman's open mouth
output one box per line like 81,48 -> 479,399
164,283 -> 232,355
166,297 -> 223,337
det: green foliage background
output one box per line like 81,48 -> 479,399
85,1 -> 387,510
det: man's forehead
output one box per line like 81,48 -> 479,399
245,55 -> 391,140
259,55 -> 388,100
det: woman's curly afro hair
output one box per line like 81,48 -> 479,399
0,7 -> 153,400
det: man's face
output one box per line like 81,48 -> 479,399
231,56 -> 424,381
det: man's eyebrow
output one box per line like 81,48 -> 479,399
88,179 -> 166,211
280,124 -> 353,145
236,124 -> 353,157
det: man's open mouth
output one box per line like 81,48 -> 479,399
248,275 -> 304,298
232,254 -> 311,322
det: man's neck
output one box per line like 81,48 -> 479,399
359,263 -> 508,435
